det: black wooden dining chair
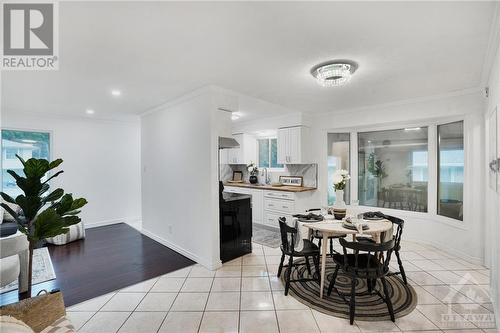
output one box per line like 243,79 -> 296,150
277,217 -> 321,296
327,238 -> 396,325
357,213 -> 407,285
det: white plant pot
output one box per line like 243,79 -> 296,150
333,189 -> 346,209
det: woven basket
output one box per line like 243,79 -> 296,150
0,290 -> 66,333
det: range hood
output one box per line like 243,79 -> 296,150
219,136 -> 240,149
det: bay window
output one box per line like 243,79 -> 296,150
437,121 -> 464,221
327,133 -> 350,205
358,127 -> 428,212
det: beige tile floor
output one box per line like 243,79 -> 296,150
67,241 -> 496,333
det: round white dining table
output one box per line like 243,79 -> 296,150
301,219 -> 393,298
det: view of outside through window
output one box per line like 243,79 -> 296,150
258,138 -> 283,168
1,130 -> 51,197
438,121 -> 464,220
327,133 -> 350,205
358,127 -> 428,212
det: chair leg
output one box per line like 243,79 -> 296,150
284,255 -> 294,296
395,250 -> 407,284
329,238 -> 334,255
349,274 -> 356,325
277,253 -> 285,278
327,265 -> 339,296
305,256 -> 312,276
318,238 -> 322,252
367,278 -> 373,294
381,277 -> 395,322
312,255 -> 320,282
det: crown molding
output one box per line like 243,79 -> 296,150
313,87 -> 483,119
139,85 -> 215,117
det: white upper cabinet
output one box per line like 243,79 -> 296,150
225,133 -> 257,165
277,126 -> 310,164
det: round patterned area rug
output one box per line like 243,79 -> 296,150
281,258 -> 418,321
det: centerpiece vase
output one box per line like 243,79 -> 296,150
249,175 -> 258,184
333,189 -> 347,220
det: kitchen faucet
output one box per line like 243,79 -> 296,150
263,168 -> 271,185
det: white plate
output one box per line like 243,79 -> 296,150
323,214 -> 336,220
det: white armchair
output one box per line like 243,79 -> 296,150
0,232 -> 29,293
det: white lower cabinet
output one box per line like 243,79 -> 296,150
224,186 -> 317,230
250,189 -> 263,225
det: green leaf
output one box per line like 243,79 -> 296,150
32,208 -> 67,241
15,195 -> 43,221
70,198 -> 88,211
16,154 -> 26,166
43,188 -> 64,203
0,192 -> 16,204
48,159 -> 63,170
63,215 -> 81,226
23,158 -> 49,178
6,170 -> 22,182
42,170 -> 64,185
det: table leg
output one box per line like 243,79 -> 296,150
320,233 -> 328,298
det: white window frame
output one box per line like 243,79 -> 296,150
257,137 -> 284,171
1,127 -> 54,194
321,115 -> 467,229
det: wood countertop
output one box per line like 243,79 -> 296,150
223,182 -> 317,192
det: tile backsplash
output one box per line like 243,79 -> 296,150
220,163 -> 317,188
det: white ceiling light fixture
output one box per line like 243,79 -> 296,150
85,109 -> 95,115
404,127 -> 421,131
311,61 -> 358,87
111,89 -> 122,96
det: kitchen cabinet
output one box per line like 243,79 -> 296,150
223,133 -> 257,165
224,186 -> 317,229
223,186 -> 263,224
277,126 -> 310,164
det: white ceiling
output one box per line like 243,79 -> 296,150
1,1 -> 496,121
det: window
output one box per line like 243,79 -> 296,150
327,133 -> 350,205
438,121 -> 464,221
258,138 -> 283,169
411,151 -> 428,182
1,129 -> 50,197
358,127 -> 428,212
5,148 -> 19,160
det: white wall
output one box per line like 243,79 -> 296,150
235,92 -> 486,263
484,24 -> 500,329
140,87 -> 231,270
1,111 -> 142,228
313,93 -> 486,263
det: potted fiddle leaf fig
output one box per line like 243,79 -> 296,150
0,155 -> 88,295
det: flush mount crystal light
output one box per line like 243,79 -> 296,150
311,61 -> 357,87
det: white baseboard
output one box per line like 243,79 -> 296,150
406,236 -> 484,265
85,217 -> 142,230
141,228 -> 222,271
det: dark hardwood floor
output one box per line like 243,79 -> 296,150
0,223 -> 195,307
